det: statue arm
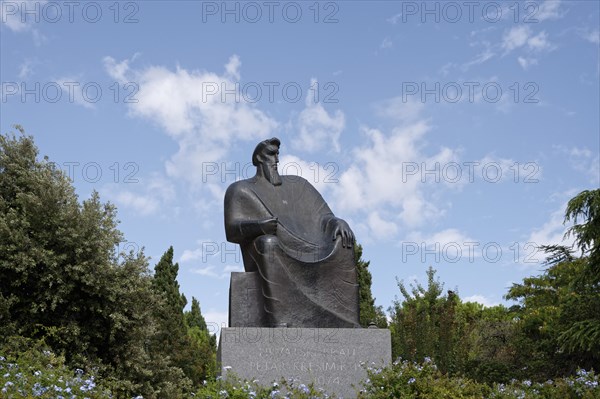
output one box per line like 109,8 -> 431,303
227,218 -> 278,243
224,183 -> 277,243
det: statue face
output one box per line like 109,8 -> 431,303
262,145 -> 279,165
259,145 -> 281,186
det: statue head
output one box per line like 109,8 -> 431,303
252,137 -> 282,186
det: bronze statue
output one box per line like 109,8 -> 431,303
224,138 -> 360,328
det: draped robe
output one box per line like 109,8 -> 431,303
224,175 -> 360,328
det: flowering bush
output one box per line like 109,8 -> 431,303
0,346 -> 112,399
357,357 -> 491,398
195,375 -> 335,398
2,344 -> 598,399
489,369 -> 599,399
358,357 -> 600,399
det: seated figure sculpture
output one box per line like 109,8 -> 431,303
224,138 -> 360,328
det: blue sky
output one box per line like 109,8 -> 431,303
2,0 -> 599,334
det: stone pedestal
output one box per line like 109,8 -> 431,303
217,327 -> 391,398
229,272 -> 265,327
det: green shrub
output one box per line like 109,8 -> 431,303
0,340 -> 113,399
358,357 -> 600,399
195,374 -> 335,398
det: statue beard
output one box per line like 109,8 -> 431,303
263,163 -> 282,186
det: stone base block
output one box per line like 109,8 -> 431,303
229,272 -> 265,327
217,327 -> 391,398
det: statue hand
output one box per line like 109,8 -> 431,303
331,219 -> 354,248
258,217 -> 278,235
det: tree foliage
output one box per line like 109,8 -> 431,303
506,189 -> 600,378
0,128 -> 215,398
355,244 -> 388,328
388,266 -> 473,374
151,247 -> 216,388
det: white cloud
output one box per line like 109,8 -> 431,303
190,264 -> 241,279
101,174 -> 176,216
458,6 -> 557,71
180,248 -> 204,263
374,97 -> 424,123
502,26 -> 531,52
439,62 -> 457,77
1,0 -> 48,44
103,54 -> 140,83
380,37 -> 393,49
502,26 -> 553,60
473,155 -> 542,184
463,295 -> 500,307
536,0 -> 563,21
103,54 -> 278,184
277,154 -> 338,194
399,193 -> 444,227
191,265 -> 220,278
180,239 -> 221,263
55,77 -> 95,109
583,29 -> 600,44
387,13 -> 402,24
569,147 -> 591,157
405,228 -> 476,259
18,59 -> 34,79
326,101 -> 459,237
527,31 -> 551,51
524,203 -> 575,264
518,56 -> 538,70
224,54 -> 241,80
292,78 -> 345,153
109,190 -> 160,216
553,145 -> 599,184
203,309 -> 228,337
416,228 -> 474,247
462,48 -> 495,70
367,212 -> 398,240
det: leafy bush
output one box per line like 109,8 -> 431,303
357,357 -> 491,398
195,374 -> 335,398
0,339 -> 113,399
358,357 -> 600,399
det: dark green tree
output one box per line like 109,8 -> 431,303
561,189 -> 600,355
184,296 -> 217,376
185,297 -> 208,331
389,268 -> 441,359
565,189 -> 600,265
355,244 -> 388,328
152,248 -> 216,387
505,189 -> 600,379
152,246 -> 188,335
389,267 -> 478,375
0,127 -> 188,398
463,303 -> 518,383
